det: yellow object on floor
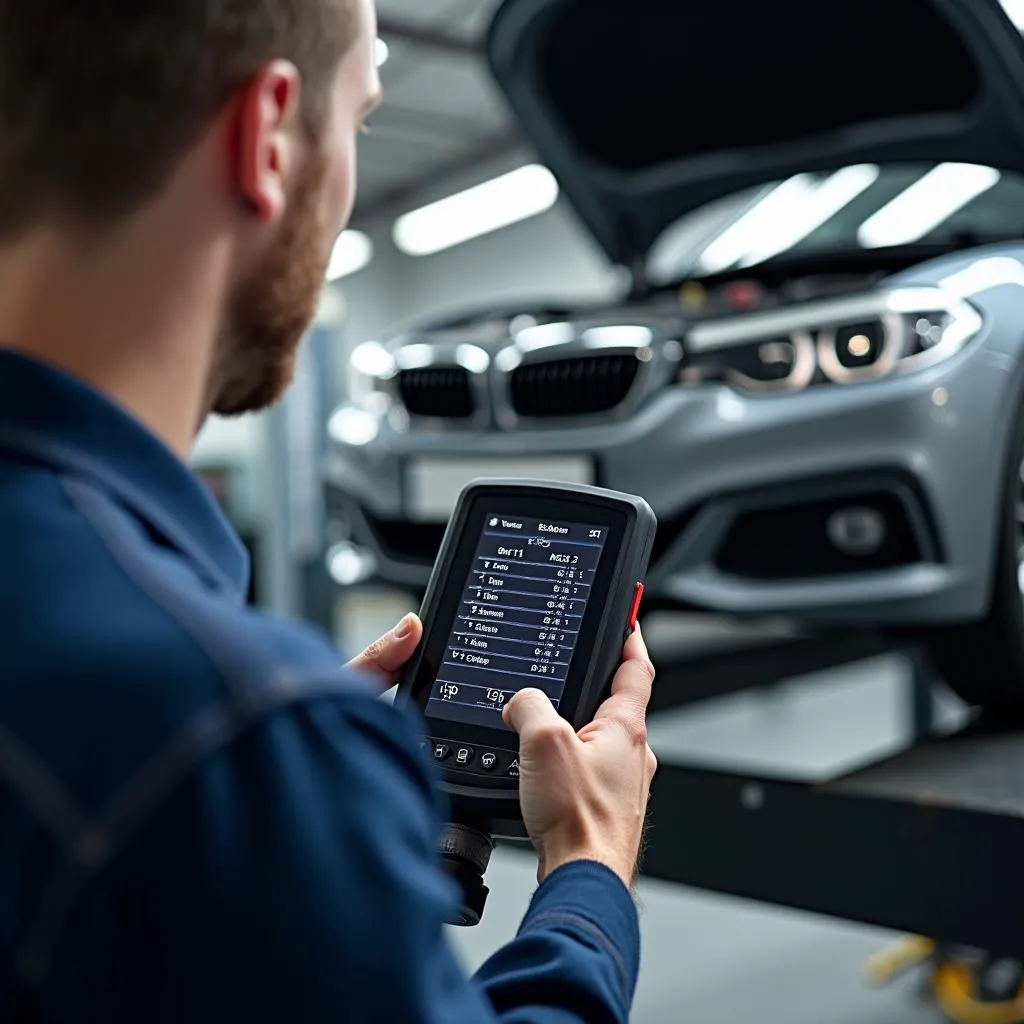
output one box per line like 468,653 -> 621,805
863,935 -> 935,986
932,961 -> 1024,1024
865,937 -> 1024,1024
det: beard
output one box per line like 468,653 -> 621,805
210,153 -> 331,416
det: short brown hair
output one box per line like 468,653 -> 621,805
0,0 -> 354,239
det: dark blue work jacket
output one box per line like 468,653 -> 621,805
0,351 -> 640,1022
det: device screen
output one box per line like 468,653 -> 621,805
424,512 -> 610,730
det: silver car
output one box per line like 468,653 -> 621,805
327,0 -> 1024,707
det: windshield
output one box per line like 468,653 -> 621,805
647,163 -> 1024,285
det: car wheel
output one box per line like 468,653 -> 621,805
929,396 -> 1024,708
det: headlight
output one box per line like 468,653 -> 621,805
681,332 -> 817,392
680,287 -> 982,394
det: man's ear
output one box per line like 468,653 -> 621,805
233,60 -> 303,223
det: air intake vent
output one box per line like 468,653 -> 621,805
715,492 -> 921,580
509,354 -> 640,418
398,367 -> 474,419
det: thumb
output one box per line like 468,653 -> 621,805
503,688 -> 562,738
347,614 -> 423,683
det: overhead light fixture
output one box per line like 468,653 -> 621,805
393,164 -> 560,257
738,164 -> 881,267
999,0 -> 1024,29
698,175 -> 818,274
326,229 -> 373,281
858,163 -> 1001,249
374,37 -> 390,67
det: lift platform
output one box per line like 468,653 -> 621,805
641,631 -> 1024,962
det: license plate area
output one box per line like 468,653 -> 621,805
405,456 -> 595,522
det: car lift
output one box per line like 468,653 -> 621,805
641,630 -> 1024,1023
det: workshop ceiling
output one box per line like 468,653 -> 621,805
355,0 -> 519,223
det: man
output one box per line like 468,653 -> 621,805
0,0 -> 658,1020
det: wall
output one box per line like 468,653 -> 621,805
338,221 -> 409,347
336,197 -> 622,347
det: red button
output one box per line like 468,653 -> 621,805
627,582 -> 645,632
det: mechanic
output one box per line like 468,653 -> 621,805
0,0 -> 658,1020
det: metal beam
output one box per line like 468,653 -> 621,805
647,629 -> 896,714
377,15 -> 482,57
642,749 -> 1024,960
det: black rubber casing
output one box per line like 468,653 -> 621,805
397,479 -> 657,838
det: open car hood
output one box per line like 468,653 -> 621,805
486,0 -> 1024,269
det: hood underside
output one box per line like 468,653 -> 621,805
486,0 -> 1024,268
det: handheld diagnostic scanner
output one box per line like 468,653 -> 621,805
398,479 -> 657,923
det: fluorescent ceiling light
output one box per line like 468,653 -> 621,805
375,37 -> 390,67
326,229 -> 373,281
999,0 -> 1024,29
393,164 -> 559,257
698,175 -> 818,274
738,164 -> 880,267
858,163 -> 1001,249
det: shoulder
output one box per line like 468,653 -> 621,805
0,465 -> 370,813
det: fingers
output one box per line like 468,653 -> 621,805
503,688 -> 565,739
621,623 -> 652,675
593,624 -> 655,731
346,614 -> 423,683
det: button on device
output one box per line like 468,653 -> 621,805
627,582 -> 645,633
454,746 -> 475,767
507,758 -> 521,780
433,742 -> 452,762
479,752 -> 499,772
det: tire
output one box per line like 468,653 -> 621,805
929,393 -> 1024,708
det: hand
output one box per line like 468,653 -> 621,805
347,613 -> 423,688
503,626 -> 658,889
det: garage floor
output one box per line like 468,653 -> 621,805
340,590 -> 968,1024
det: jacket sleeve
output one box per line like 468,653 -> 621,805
56,688 -> 639,1024
472,861 -> 641,1023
